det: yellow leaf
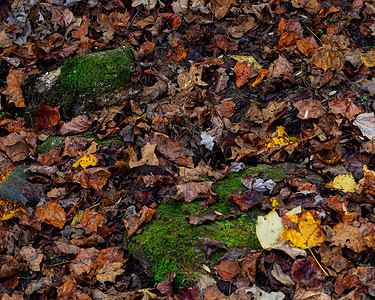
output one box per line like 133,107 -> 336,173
270,197 -> 279,207
280,210 -> 325,249
0,197 -> 26,221
228,55 -> 262,71
73,154 -> 98,169
134,112 -> 148,125
332,174 -> 359,193
265,126 -> 291,151
360,50 -> 375,68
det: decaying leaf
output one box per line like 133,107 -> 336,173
35,201 -> 66,229
72,167 -> 111,190
280,209 -> 325,249
0,197 -> 26,221
332,174 -> 360,193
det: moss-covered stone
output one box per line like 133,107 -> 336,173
24,47 -> 140,119
127,163 -> 298,286
37,136 -> 66,154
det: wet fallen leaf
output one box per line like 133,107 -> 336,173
269,56 -> 293,77
211,34 -> 238,51
294,99 -> 327,119
280,210 -> 325,249
157,271 -> 175,295
256,210 -> 286,249
296,36 -> 319,57
332,174 -> 360,193
0,197 -> 26,221
70,247 -> 99,278
360,49 -> 375,67
57,278 -> 76,300
96,261 -> 124,284
265,126 -> 291,151
0,255 -> 24,278
214,259 -> 241,281
160,13 -> 181,28
60,115 -> 92,135
35,201 -> 66,229
73,210 -> 106,234
311,46 -> 344,72
3,67 -> 26,108
329,94 -> 362,120
31,103 -> 61,130
124,206 -> 156,237
176,181 -> 214,203
20,246 -> 43,272
208,0 -> 237,19
132,0 -> 164,10
330,222 -> 368,253
290,256 -> 321,283
129,143 -> 159,168
72,154 -> 98,169
234,61 -> 257,88
326,195 -> 358,222
276,31 -> 298,50
72,167 -> 111,190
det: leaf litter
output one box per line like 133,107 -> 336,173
1,0 -> 375,298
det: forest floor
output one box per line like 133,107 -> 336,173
1,0 -> 375,299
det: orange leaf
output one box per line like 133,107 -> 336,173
212,34 -> 238,51
35,201 -> 66,229
160,13 -> 182,28
280,209 -> 325,249
73,167 -> 111,190
275,31 -> 298,50
0,197 -> 26,221
296,36 -> 319,57
31,103 -> 61,129
234,61 -> 256,88
3,67 -> 26,108
214,259 -> 241,281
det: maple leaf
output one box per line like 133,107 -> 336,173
280,210 -> 325,249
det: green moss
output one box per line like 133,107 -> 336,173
60,47 -> 135,96
37,136 -> 66,154
128,163 -> 298,286
213,162 -> 296,198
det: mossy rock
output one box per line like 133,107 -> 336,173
127,162 -> 301,286
37,136 -> 66,154
24,47 -> 141,119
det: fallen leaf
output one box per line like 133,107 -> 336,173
276,31 -> 298,50
256,210 -> 286,249
31,103 -> 61,129
73,210 -> 106,234
290,256 -> 320,283
70,247 -> 99,278
57,278 -> 76,300
326,195 -> 358,222
96,261 -> 124,284
212,34 -> 238,51
329,94 -> 362,120
359,165 -> 375,195
0,197 -> 26,221
72,167 -> 111,190
20,246 -> 43,272
208,0 -> 237,19
123,206 -> 156,237
72,154 -> 98,169
129,143 -> 159,168
0,255 -> 24,278
280,210 -> 325,249
330,222 -> 368,253
160,13 -> 181,28
354,113 -> 375,140
360,49 -> 375,67
332,174 -> 360,193
311,46 -> 344,72
60,115 -> 92,135
214,259 -> 241,281
229,55 -> 262,70
132,0 -> 164,10
3,67 -> 26,108
35,201 -> 66,229
176,181 -> 214,203
156,271 -> 175,295
234,61 -> 257,88
294,99 -> 327,119
269,56 -> 293,77
296,36 -> 319,57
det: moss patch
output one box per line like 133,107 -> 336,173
128,163 -> 297,286
37,136 -> 66,154
60,47 -> 135,96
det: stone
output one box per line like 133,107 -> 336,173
0,165 -> 32,205
24,47 -> 141,119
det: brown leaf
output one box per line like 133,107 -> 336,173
296,36 -> 319,57
124,206 -> 156,237
3,67 -> 26,108
55,242 -> 81,255
326,195 -> 358,223
31,103 -> 61,130
129,143 -> 159,168
269,56 -> 293,78
330,223 -> 368,253
60,115 -> 92,135
167,45 -> 187,62
294,99 -> 327,119
234,61 -> 257,87
0,255 -> 24,278
276,31 -> 298,50
70,247 -> 99,278
311,46 -> 343,72
212,34 -> 238,51
96,261 -> 124,284
73,167 -> 111,190
20,246 -> 43,272
215,101 -> 236,118
150,133 -> 193,167
228,15 -> 256,38
57,278 -> 77,300
290,256 -> 320,283
72,16 -> 89,39
176,181 -> 214,203
73,210 -> 106,234
214,259 -> 241,281
329,94 -> 362,120
208,0 -> 237,19
156,271 -> 176,295
160,13 -> 181,28
35,201 -> 67,229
